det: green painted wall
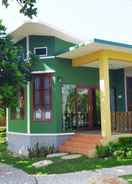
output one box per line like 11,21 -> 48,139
54,37 -> 75,55
8,35 -> 126,134
29,35 -> 54,56
31,58 -> 99,133
16,38 -> 26,58
8,88 -> 27,133
110,69 -> 125,111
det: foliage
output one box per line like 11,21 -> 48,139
65,88 -> 88,113
2,0 -> 37,18
0,20 -> 37,114
96,137 -> 132,160
27,143 -> 56,158
1,130 -> 132,175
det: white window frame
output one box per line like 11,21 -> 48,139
34,47 -> 48,59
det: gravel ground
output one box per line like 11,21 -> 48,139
1,163 -> 132,184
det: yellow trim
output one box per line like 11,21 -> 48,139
72,51 -> 102,66
104,50 -> 132,62
72,50 -> 132,67
99,55 -> 111,137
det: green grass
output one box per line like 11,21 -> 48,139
1,128 -> 132,175
122,175 -> 132,184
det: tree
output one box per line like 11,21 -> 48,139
0,0 -> 38,119
2,0 -> 37,18
0,20 -> 37,117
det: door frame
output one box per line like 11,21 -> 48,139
76,85 -> 99,130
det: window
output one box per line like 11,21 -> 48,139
11,89 -> 25,120
34,47 -> 48,58
33,74 -> 52,121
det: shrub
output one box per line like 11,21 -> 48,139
28,143 -> 56,158
96,145 -> 112,158
96,137 -> 132,159
118,137 -> 132,145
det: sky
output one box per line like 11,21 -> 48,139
1,0 -> 132,43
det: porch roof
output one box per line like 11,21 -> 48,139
57,39 -> 132,69
57,39 -> 132,59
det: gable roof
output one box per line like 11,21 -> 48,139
10,21 -> 81,44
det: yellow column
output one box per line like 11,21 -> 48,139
99,54 -> 111,137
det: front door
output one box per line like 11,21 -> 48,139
76,87 -> 93,129
62,84 -> 100,131
76,87 -> 100,130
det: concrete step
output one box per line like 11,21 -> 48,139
58,132 -> 104,156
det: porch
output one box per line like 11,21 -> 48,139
59,39 -> 132,138
62,112 -> 132,134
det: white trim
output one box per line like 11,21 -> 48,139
27,82 -> 30,134
26,35 -> 31,134
7,131 -> 75,136
34,47 -> 48,58
32,71 -> 55,74
6,108 -> 9,132
39,56 -> 55,59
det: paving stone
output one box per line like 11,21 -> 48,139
47,153 -> 68,158
0,163 -> 36,184
87,174 -> 128,184
61,154 -> 82,160
32,160 -> 53,168
36,165 -> 132,184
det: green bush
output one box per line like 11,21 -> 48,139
118,137 -> 132,145
96,137 -> 132,159
28,143 -> 56,158
96,145 -> 112,158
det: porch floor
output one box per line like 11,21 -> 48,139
77,130 -> 101,135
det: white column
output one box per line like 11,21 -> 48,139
26,35 -> 30,134
6,108 -> 9,133
27,81 -> 30,134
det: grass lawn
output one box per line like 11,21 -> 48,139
1,128 -> 132,175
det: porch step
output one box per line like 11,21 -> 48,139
59,133 -> 104,156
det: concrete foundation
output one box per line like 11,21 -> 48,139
7,132 -> 74,156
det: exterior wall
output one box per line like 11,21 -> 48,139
8,87 -> 27,133
7,133 -> 74,156
8,35 -> 99,134
29,35 -> 54,56
110,69 -> 125,112
8,35 -> 126,135
31,58 -> 99,133
54,37 -> 75,55
16,38 -> 26,58
29,36 -> 75,56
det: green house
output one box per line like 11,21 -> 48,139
7,22 -> 132,155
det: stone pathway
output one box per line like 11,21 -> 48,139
0,163 -> 36,184
36,165 -> 132,184
1,163 -> 132,184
